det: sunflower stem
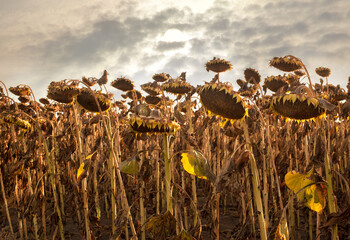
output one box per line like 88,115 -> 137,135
163,134 -> 173,214
242,119 -> 268,240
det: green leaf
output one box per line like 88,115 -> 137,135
119,154 -> 140,175
285,169 -> 326,212
181,151 -> 214,180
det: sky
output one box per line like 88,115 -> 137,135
1,0 -> 350,99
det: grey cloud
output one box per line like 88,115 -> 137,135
155,41 -> 186,51
319,32 -> 350,45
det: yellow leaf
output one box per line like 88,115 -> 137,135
285,169 -> 326,212
77,162 -> 86,182
181,151 -> 214,180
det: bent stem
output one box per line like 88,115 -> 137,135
242,119 -> 267,240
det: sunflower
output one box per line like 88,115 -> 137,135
269,56 -> 303,72
199,82 -> 247,123
205,57 -> 232,73
145,95 -> 162,105
18,96 -> 30,104
244,68 -> 261,84
270,94 -> 326,121
47,81 -> 80,104
263,75 -> 289,92
39,98 -> 50,105
9,86 -> 31,96
294,70 -> 305,77
1,114 -> 32,132
76,88 -> 111,112
126,90 -> 143,100
162,78 -> 193,95
97,70 -> 108,85
82,76 -> 97,87
239,84 -> 259,97
152,73 -> 171,82
141,82 -> 161,96
111,77 -> 134,91
315,67 -> 331,78
129,115 -> 180,135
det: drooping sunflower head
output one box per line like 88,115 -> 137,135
327,85 -> 347,102
39,98 -> 50,105
199,82 -> 247,123
145,95 -> 162,105
294,70 -> 305,77
152,73 -> 171,82
126,90 -> 143,100
270,94 -> 326,121
141,82 -> 161,96
129,115 -> 180,135
97,70 -> 109,85
111,77 -> 134,91
244,68 -> 261,84
161,78 -> 193,95
1,114 -> 32,132
76,88 -> 111,112
82,76 -> 97,87
239,84 -> 259,97
9,86 -> 31,96
269,56 -> 303,72
47,80 -> 80,104
315,67 -> 331,78
18,96 -> 31,104
205,57 -> 232,73
263,75 -> 289,92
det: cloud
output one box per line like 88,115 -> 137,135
155,41 -> 186,51
1,0 -> 350,98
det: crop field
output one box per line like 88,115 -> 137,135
0,55 -> 349,240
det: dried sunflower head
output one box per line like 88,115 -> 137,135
9,86 -> 31,96
263,75 -> 289,92
205,57 -> 232,73
141,82 -> 161,96
152,73 -> 170,82
129,115 -> 180,135
97,70 -> 108,85
199,82 -> 247,122
145,95 -> 162,105
315,67 -> 331,78
111,77 -> 134,91
82,76 -> 97,87
239,84 -> 259,97
77,88 -> 111,112
47,80 -> 80,104
294,70 -> 305,77
269,56 -> 303,72
331,91 -> 347,102
18,96 -> 30,104
1,114 -> 32,132
39,98 -> 50,105
126,90 -> 143,100
244,68 -> 261,84
270,94 -> 326,120
162,78 -> 193,95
